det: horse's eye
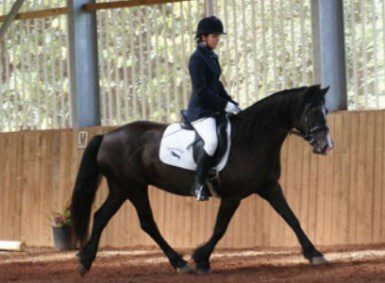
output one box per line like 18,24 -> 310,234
325,109 -> 329,115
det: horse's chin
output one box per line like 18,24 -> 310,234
313,146 -> 333,155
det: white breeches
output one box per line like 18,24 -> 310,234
191,117 -> 218,156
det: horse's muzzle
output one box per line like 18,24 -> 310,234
313,132 -> 334,155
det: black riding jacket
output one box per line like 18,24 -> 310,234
186,43 -> 237,122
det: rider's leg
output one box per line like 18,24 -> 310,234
191,117 -> 218,201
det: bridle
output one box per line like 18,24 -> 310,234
288,103 -> 329,144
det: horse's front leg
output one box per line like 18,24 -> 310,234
258,181 -> 326,264
192,197 -> 241,273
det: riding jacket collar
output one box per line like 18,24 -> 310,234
197,43 -> 221,77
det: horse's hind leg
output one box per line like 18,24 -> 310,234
129,189 -> 191,272
258,181 -> 326,265
192,197 -> 241,273
78,191 -> 125,275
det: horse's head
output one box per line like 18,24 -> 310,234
294,85 -> 334,155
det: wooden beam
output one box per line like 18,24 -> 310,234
0,0 -> 26,40
82,0 -> 190,11
0,7 -> 68,23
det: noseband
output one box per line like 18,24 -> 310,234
289,104 -> 329,143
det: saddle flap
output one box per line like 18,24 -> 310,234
159,118 -> 232,172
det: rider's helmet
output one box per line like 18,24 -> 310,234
195,16 -> 226,38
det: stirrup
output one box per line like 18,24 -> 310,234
193,184 -> 209,201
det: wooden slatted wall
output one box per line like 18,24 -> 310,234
0,110 -> 384,248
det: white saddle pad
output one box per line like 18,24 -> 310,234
159,120 -> 231,171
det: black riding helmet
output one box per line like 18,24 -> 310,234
195,16 -> 226,38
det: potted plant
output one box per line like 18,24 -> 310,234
52,204 -> 74,250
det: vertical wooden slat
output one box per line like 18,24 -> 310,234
3,134 -> 11,239
331,113 -> 343,244
0,134 -> 6,238
381,111 -> 385,241
14,132 -> 24,241
300,130 -> 311,242
356,112 -> 368,243
1,134 -> 9,237
307,130 -> 319,244
35,131 -> 44,245
363,112 -> 375,243
323,115 -> 335,244
293,136 -> 304,246
315,137 -> 326,245
372,111 -> 383,242
348,112 -> 359,244
20,132 -> 29,243
339,111 -> 350,244
31,131 -> 40,245
254,189 -> 264,246
46,130 -> 56,245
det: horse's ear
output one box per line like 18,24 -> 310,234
318,86 -> 330,96
304,84 -> 321,100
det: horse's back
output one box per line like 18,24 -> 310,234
97,121 -> 167,174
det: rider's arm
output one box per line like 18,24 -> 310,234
218,81 -> 238,105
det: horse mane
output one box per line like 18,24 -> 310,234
233,85 -> 318,147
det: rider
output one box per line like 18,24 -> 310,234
186,16 -> 241,201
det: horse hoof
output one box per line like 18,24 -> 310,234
196,267 -> 211,275
194,264 -> 211,275
78,263 -> 88,277
177,263 -> 192,273
311,255 -> 327,265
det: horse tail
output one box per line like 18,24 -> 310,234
70,135 -> 103,247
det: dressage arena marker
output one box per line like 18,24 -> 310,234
0,241 -> 27,252
78,131 -> 88,149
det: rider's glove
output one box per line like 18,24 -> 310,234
225,101 -> 241,114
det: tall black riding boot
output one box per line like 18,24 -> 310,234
191,150 -> 212,201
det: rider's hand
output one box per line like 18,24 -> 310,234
225,102 -> 241,114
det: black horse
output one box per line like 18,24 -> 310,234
71,85 -> 334,275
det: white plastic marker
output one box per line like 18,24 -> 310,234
0,241 -> 27,252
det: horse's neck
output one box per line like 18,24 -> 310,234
245,95 -> 300,131
232,93 -> 302,152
